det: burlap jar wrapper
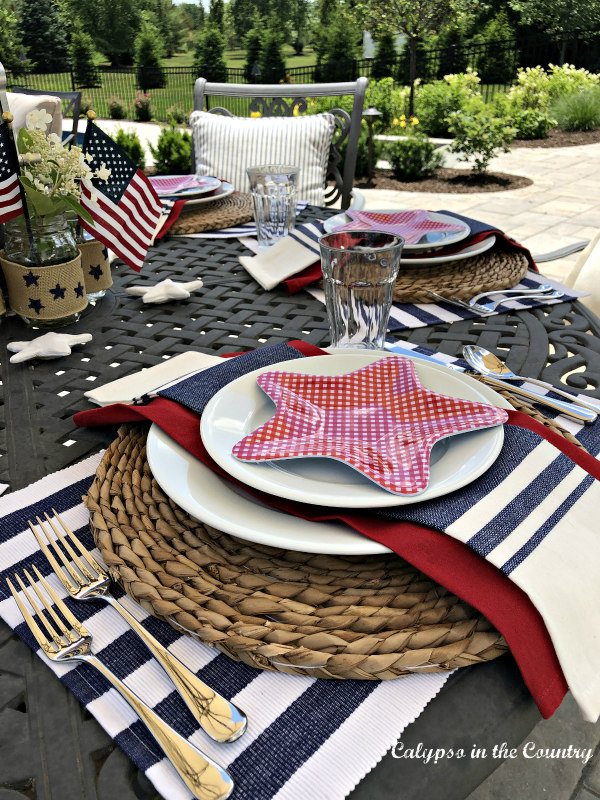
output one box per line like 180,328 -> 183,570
0,290 -> 5,317
79,239 -> 113,293
0,253 -> 88,321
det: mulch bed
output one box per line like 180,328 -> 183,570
511,127 -> 600,148
356,168 -> 532,194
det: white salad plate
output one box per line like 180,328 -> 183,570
181,180 -> 235,206
200,352 -> 510,508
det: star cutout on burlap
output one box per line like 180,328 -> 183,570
7,332 -> 92,363
233,357 -> 508,496
49,283 -> 66,300
28,298 -> 44,315
23,270 -> 40,287
88,264 -> 103,280
74,283 -> 85,298
125,278 -> 204,304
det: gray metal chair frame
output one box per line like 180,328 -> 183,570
193,77 -> 369,209
9,83 -> 82,147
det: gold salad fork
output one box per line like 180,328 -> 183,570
29,511 -> 246,743
7,567 -> 234,800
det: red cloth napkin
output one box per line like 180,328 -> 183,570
154,198 -> 187,240
75,340 -> 575,718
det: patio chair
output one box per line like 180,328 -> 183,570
192,77 -> 369,209
9,85 -> 82,146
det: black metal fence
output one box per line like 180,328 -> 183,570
7,28 -> 600,122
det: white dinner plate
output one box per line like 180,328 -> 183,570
323,210 -> 471,251
149,174 -> 222,199
181,180 -> 235,206
200,352 -> 511,509
401,235 -> 496,266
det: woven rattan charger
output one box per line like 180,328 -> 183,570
169,192 -> 254,234
85,385 -> 582,681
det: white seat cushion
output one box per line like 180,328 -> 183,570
190,110 -> 336,205
565,231 -> 600,317
6,92 -> 63,138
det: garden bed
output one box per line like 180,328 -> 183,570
512,128 -> 600,148
356,168 -> 533,194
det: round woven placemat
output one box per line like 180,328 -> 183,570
86,426 -> 509,680
393,248 -> 529,303
169,192 -> 254,234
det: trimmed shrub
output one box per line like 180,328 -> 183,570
70,23 -> 100,88
167,105 -> 187,125
134,16 -> 166,89
447,98 -> 515,174
132,91 -> 153,122
115,129 -> 146,169
108,97 -> 127,120
194,25 -> 227,82
387,135 -> 444,180
149,124 -> 192,174
415,69 -> 481,138
258,20 -> 286,83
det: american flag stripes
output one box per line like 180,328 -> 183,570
0,120 -> 24,224
79,122 -> 163,272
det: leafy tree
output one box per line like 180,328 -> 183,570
19,0 -> 69,71
244,26 -> 263,81
70,21 -> 100,88
208,0 -> 225,32
509,0 -> 600,35
194,25 -> 227,81
142,0 -> 183,57
258,18 -> 287,82
0,3 -> 28,75
179,2 -> 205,29
229,0 -> 259,42
372,31 -> 397,80
360,0 -> 477,113
134,12 -> 165,88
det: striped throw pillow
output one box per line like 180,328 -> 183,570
190,111 -> 336,205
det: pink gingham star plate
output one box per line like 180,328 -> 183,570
330,210 -> 470,250
232,357 -> 507,496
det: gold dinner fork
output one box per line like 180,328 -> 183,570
29,511 -> 246,743
7,566 -> 234,800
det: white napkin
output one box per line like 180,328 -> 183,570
84,351 -> 222,406
239,223 -> 322,290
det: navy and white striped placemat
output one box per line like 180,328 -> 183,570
0,462 -> 449,800
308,270 -> 585,331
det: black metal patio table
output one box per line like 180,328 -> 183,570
1,207 -> 600,800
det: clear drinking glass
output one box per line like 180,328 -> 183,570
319,230 -> 404,350
246,165 -> 299,249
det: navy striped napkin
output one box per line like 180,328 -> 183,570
0,458 -> 449,800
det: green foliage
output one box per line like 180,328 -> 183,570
552,89 -> 600,131
314,13 -> 361,82
508,0 -> 600,36
339,129 -> 383,179
372,32 -> 397,81
115,128 -> 146,168
387,134 -> 445,180
132,91 -> 153,122
134,14 -> 166,89
244,27 -> 263,82
70,22 -> 100,88
492,92 -> 555,139
546,64 -> 600,101
74,0 -> 140,65
365,78 -> 406,131
208,0 -> 225,32
108,97 -> 127,119
149,123 -> 192,175
194,25 -> 228,81
19,0 -> 69,71
258,20 -> 286,83
447,97 -> 516,174
434,23 -> 468,78
0,4 -> 27,75
167,105 -> 187,124
415,69 -> 481,137
472,9 -> 517,84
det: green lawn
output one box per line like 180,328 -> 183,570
161,45 -> 317,69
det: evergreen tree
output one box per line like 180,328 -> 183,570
70,21 -> 100,88
244,26 -> 263,82
372,31 -> 397,80
194,25 -> 227,81
135,13 -> 166,88
473,9 -> 517,84
316,13 -> 360,82
19,0 -> 69,72
208,0 -> 225,33
258,19 -> 286,83
435,23 -> 468,77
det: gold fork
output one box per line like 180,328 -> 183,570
29,511 -> 246,743
7,566 -> 234,800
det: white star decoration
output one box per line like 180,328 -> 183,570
7,333 -> 93,364
125,278 -> 204,304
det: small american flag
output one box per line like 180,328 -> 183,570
0,120 -> 24,224
79,121 -> 163,272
